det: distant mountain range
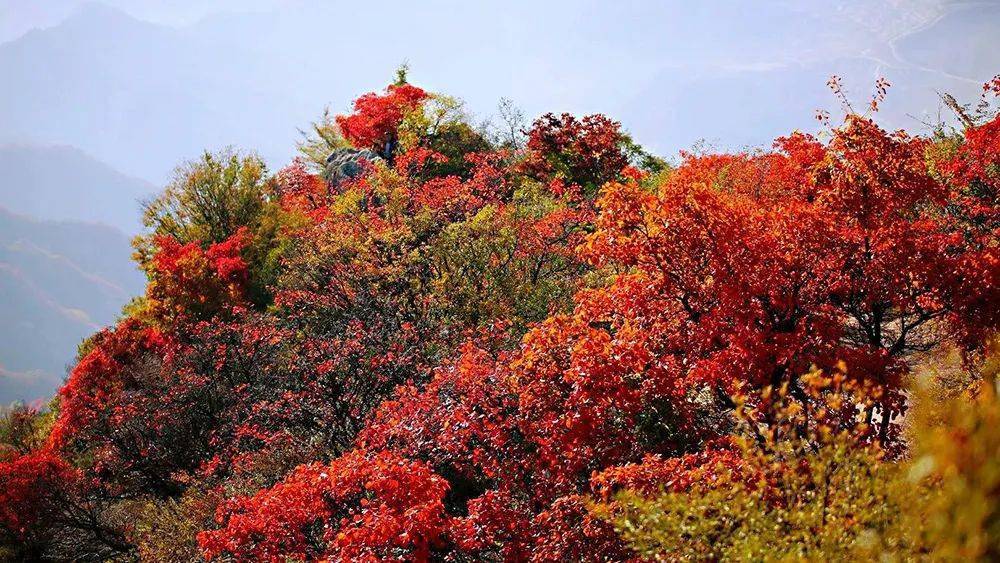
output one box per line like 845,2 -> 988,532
0,207 -> 145,404
0,141 -> 154,404
0,2 -> 341,184
0,144 -> 155,232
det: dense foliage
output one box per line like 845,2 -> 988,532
2,72 -> 999,561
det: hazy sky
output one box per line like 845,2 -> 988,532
0,0 -> 974,67
0,0 -> 283,40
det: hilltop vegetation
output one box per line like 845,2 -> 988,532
1,71 -> 999,561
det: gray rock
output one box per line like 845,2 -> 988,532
325,148 -> 382,185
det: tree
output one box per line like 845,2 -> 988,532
0,449 -> 134,560
336,84 -> 428,162
142,149 -> 272,245
143,227 -> 252,324
599,371 -> 905,561
139,148 -> 290,309
9,74 -> 999,562
0,450 -> 78,558
296,107 -> 350,172
520,112 -> 631,196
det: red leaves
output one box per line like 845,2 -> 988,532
530,495 -> 632,562
937,116 -> 1000,346
16,77 -> 1000,561
49,320 -> 167,451
944,115 -> 1000,191
206,229 -> 250,282
147,228 -> 251,323
0,450 -> 77,541
818,116 -> 943,225
520,112 -> 630,194
336,84 -> 428,158
591,445 -> 742,500
358,343 -> 517,484
199,450 -> 449,562
512,314 -> 669,493
274,157 -> 333,216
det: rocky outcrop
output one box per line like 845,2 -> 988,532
325,148 -> 382,185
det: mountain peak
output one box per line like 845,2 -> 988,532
48,1 -> 165,40
68,2 -> 139,25
5,1 -> 161,48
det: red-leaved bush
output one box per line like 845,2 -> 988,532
0,450 -> 77,543
336,83 -> 428,158
198,450 -> 449,562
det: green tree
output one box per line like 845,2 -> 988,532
138,148 -> 291,309
142,149 -> 272,244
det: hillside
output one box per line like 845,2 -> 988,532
0,208 -> 144,403
0,144 -> 155,233
0,75 -> 998,560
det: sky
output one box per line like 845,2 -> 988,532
0,0 -> 282,39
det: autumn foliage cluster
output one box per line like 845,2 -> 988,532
2,72 -> 1000,561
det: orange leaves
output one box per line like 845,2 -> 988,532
18,76 -> 1000,561
146,228 -> 251,324
870,77 -> 892,113
943,114 -> 1000,190
818,116 -> 943,224
554,114 -> 997,454
582,179 -> 654,268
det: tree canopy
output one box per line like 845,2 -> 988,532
2,72 -> 1000,562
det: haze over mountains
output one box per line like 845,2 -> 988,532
0,144 -> 153,232
0,143 -> 152,404
0,208 -> 144,403
0,0 -> 998,403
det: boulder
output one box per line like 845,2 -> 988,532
325,148 -> 381,185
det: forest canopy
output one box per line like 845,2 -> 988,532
2,71 -> 1000,562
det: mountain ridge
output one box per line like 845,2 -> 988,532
0,206 -> 144,404
0,144 -> 155,233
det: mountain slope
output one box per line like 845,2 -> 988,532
0,144 -> 155,233
0,207 -> 145,403
0,3 -> 324,184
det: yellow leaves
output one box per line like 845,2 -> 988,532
602,438 -> 899,562
397,93 -> 466,153
784,401 -> 803,419
907,454 -> 936,482
329,187 -> 365,217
